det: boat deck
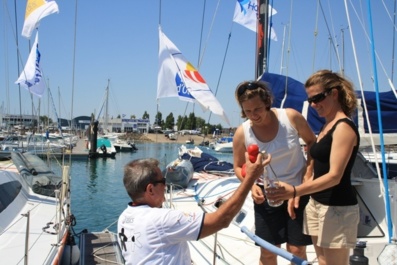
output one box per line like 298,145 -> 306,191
79,231 -> 124,264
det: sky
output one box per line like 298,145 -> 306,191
1,0 -> 396,128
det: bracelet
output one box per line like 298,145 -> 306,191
292,185 -> 296,199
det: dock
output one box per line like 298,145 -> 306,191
79,231 -> 124,264
37,139 -> 90,161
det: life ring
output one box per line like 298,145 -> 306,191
100,144 -> 107,154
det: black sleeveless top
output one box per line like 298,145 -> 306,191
310,118 -> 359,206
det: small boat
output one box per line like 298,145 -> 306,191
168,133 -> 177,140
1,134 -> 67,155
96,137 -> 117,158
212,136 -> 234,153
113,139 -> 138,152
185,138 -> 194,144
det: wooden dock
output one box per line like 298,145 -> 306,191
79,231 -> 124,264
37,139 -> 90,161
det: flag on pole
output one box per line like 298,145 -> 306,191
15,32 -> 46,97
157,27 -> 230,126
22,0 -> 59,39
233,0 -> 277,41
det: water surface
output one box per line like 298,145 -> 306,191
67,142 -> 233,234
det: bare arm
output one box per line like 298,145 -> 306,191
267,121 -> 357,201
232,125 -> 247,182
286,108 -> 316,182
199,152 -> 271,239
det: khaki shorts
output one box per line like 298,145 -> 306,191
303,197 -> 359,248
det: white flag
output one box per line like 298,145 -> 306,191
157,27 -> 230,126
15,32 -> 46,97
22,0 -> 59,39
233,0 -> 277,41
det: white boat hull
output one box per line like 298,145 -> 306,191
163,151 -> 397,264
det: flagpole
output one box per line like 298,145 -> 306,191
13,0 -> 23,129
256,0 -> 269,79
70,0 -> 78,151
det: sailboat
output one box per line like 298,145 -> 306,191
0,1 -> 80,264
90,81 -> 117,158
159,1 -> 397,264
259,1 -> 397,264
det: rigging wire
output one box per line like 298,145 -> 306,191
311,0 -> 320,73
348,1 -> 397,96
2,0 -> 10,114
279,0 -> 294,108
318,0 -> 341,71
345,0 -> 394,242
200,0 -> 225,128
365,0 -> 393,242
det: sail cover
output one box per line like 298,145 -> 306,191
261,72 -> 397,140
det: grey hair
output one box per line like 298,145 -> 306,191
123,158 -> 160,201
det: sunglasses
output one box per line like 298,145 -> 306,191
307,88 -> 334,104
237,82 -> 260,97
150,177 -> 166,185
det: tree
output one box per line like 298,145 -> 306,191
130,114 -> 136,119
196,117 -> 206,130
187,112 -> 196,129
39,115 -> 53,126
155,111 -> 163,127
165,113 -> 175,129
142,111 -> 150,119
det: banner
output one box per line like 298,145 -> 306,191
22,0 -> 59,38
157,27 -> 230,125
15,32 -> 46,97
233,0 -> 277,41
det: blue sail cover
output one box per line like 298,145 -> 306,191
358,90 -> 397,134
260,73 -> 324,134
260,72 -> 397,135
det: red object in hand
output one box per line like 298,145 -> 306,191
241,163 -> 247,177
247,144 -> 259,163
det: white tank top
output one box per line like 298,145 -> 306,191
243,108 -> 306,186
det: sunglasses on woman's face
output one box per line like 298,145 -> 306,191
237,82 -> 260,97
307,88 -> 333,104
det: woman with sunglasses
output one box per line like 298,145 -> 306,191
233,80 -> 316,265
267,70 -> 360,265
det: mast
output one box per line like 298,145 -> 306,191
104,79 -> 110,134
256,0 -> 269,79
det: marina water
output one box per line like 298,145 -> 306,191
64,142 -> 233,235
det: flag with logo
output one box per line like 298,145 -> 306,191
22,0 -> 59,39
15,32 -> 46,97
233,0 -> 277,41
157,27 -> 230,125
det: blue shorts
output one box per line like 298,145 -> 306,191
254,191 -> 312,246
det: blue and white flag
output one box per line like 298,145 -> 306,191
15,32 -> 46,97
233,0 -> 277,41
157,27 -> 230,126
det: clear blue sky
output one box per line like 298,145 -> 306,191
1,1 -> 395,128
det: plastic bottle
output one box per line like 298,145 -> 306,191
349,241 -> 369,265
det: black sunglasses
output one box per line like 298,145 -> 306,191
150,177 -> 166,185
237,82 -> 260,97
307,88 -> 334,104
